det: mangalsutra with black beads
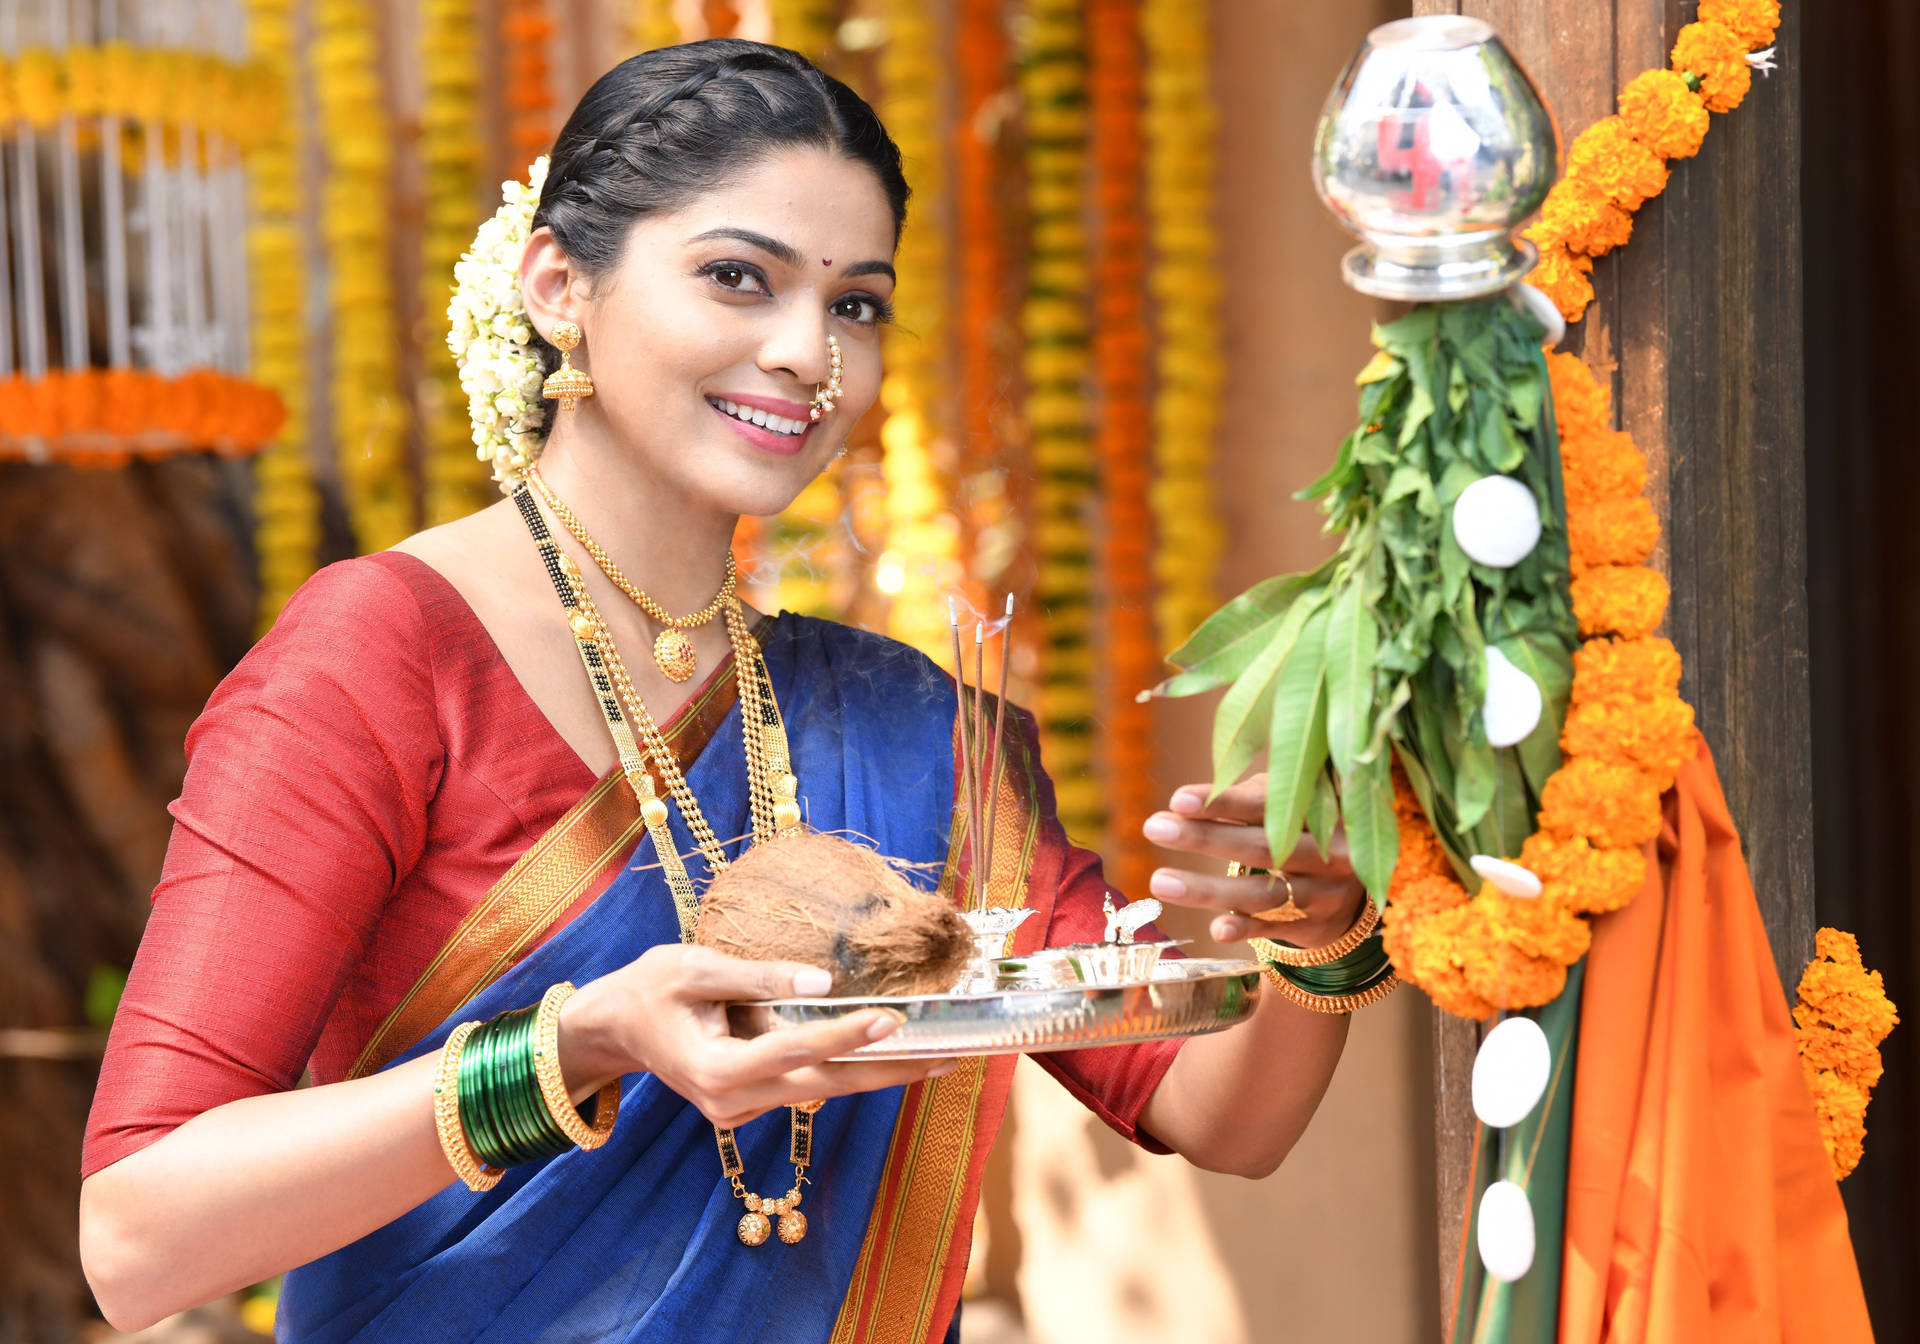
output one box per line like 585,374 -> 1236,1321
511,478 -> 817,1247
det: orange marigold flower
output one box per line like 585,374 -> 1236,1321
1540,176 -> 1635,257
1560,427 -> 1648,507
1518,829 -> 1648,915
1796,1022 -> 1886,1091
1483,891 -> 1593,967
1524,233 -> 1595,324
1617,69 -> 1710,160
1572,635 -> 1684,704
1564,115 -> 1671,211
1405,902 -> 1497,1021
1460,937 -> 1568,1012
1382,871 -> 1468,975
1572,565 -> 1670,640
1671,20 -> 1752,114
1545,348 -> 1610,441
1561,695 -> 1698,789
1801,1069 -> 1868,1180
1796,955 -> 1900,1047
1699,0 -> 1781,49
1539,756 -> 1665,848
1567,495 -> 1661,573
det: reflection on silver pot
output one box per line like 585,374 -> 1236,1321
1312,15 -> 1558,301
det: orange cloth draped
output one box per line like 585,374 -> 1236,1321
1558,733 -> 1874,1342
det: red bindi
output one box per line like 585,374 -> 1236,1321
821,258 -> 832,266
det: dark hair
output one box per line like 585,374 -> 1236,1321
529,39 -> 909,379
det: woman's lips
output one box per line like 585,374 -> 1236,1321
709,399 -> 814,457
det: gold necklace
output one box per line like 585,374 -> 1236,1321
527,466 -> 737,683
511,479 -> 815,1248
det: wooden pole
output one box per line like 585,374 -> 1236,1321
1410,0 -> 1810,1313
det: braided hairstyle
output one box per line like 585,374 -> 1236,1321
529,40 -> 909,384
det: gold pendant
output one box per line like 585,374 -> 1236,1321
777,1211 -> 808,1244
738,1211 -> 771,1246
654,628 -> 698,682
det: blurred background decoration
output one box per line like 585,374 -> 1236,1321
1,0 -> 1913,1341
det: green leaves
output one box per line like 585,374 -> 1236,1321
1210,591 -> 1325,797
1263,603 -> 1332,870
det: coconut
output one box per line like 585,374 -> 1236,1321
694,831 -> 973,996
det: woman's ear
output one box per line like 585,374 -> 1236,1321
519,226 -> 583,340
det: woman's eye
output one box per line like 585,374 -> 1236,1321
832,294 -> 894,325
704,263 -> 769,295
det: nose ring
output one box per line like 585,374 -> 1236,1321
808,335 -> 842,422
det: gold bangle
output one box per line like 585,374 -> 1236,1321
533,982 -> 620,1151
434,1021 -> 503,1192
1258,962 -> 1400,1014
1248,894 -> 1382,968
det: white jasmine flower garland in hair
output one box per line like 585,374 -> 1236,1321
448,156 -> 550,488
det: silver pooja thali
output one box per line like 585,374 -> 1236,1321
730,898 -> 1264,1062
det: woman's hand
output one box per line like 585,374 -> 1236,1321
558,944 -> 954,1129
1141,772 -> 1367,948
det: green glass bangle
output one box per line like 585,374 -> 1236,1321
459,1005 -> 573,1168
1268,934 -> 1394,998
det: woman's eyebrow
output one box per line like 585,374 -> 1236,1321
684,227 -> 894,283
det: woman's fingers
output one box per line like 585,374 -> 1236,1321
722,1007 -> 906,1079
1165,774 -> 1267,825
673,945 -> 836,1001
1146,865 -> 1354,916
1141,814 -> 1277,865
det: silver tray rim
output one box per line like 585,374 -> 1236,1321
729,956 -> 1264,1061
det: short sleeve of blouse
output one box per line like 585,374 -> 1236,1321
81,556 -> 446,1179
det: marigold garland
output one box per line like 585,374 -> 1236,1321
1021,0 -> 1103,837
1523,6 -> 1777,324
1794,929 -> 1899,1180
246,0 -> 317,633
769,0 -> 836,65
0,45 -> 280,151
629,0 -> 681,52
875,0 -> 963,658
1087,0 -> 1156,896
0,369 -> 283,464
503,0 -> 556,167
1140,0 -> 1224,649
422,0 -> 490,527
313,0 -> 413,553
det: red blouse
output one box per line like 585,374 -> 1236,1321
81,552 -> 1180,1178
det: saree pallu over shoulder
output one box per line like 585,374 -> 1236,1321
276,617 -> 1044,1344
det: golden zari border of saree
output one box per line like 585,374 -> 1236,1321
345,650 -> 751,1080
831,693 -> 1043,1344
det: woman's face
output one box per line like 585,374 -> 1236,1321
521,145 -> 896,520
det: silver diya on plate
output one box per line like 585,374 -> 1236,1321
727,598 -> 1263,1061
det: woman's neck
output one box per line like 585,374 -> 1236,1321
531,430 -> 738,616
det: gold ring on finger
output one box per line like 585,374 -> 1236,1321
1226,861 -> 1310,923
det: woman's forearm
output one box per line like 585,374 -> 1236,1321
1139,989 -> 1350,1179
79,994 -> 623,1332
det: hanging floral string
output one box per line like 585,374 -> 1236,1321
876,0 -> 962,659
631,0 -> 680,52
770,0 -> 837,66
1087,0 -> 1155,895
502,0 -> 556,168
313,0 -> 412,553
1020,0 -> 1101,838
1524,0 -> 1780,323
1380,0 -> 1784,1017
1794,929 -> 1900,1180
701,0 -> 741,39
421,0 -> 489,526
0,44 -> 279,149
1139,0 -> 1223,650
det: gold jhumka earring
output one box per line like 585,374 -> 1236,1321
541,321 -> 594,410
807,334 -> 842,421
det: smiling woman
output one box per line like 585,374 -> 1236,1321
75,39 -> 1367,1344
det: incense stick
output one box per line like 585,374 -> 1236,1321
981,595 -> 1014,901
972,621 -> 989,906
948,598 -> 983,908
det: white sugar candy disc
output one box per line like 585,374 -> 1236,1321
1451,475 -> 1542,569
1477,1180 -> 1537,1283
1482,646 -> 1544,748
1472,1015 -> 1552,1129
1469,854 -> 1544,900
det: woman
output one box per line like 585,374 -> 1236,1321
78,40 -> 1376,1342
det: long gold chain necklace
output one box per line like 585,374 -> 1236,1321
527,465 -> 737,684
511,479 -> 815,1248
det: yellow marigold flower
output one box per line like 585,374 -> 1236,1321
1617,69 -> 1710,160
1518,829 -> 1647,915
1572,564 -> 1670,640
1383,871 -> 1467,977
1797,957 -> 1900,1047
1546,349 -> 1612,441
1671,20 -> 1752,114
1565,114 -> 1671,211
1699,0 -> 1781,48
1483,891 -> 1593,968
1796,1021 -> 1886,1091
1540,756 -> 1665,848
1567,495 -> 1661,573
1461,938 -> 1568,1011
1560,427 -> 1648,507
1801,1069 -> 1868,1180
1571,635 -> 1684,704
1541,176 -> 1635,257
1525,238 -> 1596,324
1405,903 -> 1497,1021
1561,695 -> 1698,788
